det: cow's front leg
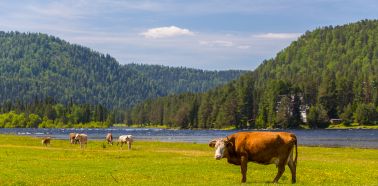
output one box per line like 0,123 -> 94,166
273,162 -> 285,183
240,155 -> 248,183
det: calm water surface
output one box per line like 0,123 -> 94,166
0,128 -> 377,148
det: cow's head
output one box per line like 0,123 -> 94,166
74,134 -> 80,140
209,137 -> 233,160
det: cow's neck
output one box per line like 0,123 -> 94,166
224,138 -> 241,165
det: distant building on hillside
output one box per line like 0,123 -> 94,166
330,118 -> 343,124
300,106 -> 309,123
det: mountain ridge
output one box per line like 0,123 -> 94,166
0,31 -> 246,108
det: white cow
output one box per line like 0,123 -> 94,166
117,135 -> 133,150
75,134 -> 88,149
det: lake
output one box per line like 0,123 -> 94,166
0,128 -> 377,148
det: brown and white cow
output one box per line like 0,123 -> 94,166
105,133 -> 113,145
41,137 -> 51,146
117,135 -> 133,150
69,133 -> 79,144
209,132 -> 297,183
75,134 -> 88,149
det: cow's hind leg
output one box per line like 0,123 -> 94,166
288,158 -> 296,183
287,147 -> 296,183
273,161 -> 286,183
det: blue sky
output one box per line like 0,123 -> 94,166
1,0 -> 377,70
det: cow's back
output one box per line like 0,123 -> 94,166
78,134 -> 88,143
231,132 -> 295,164
106,133 -> 113,140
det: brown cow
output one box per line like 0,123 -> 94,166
105,133 -> 113,145
41,137 -> 51,146
209,132 -> 297,183
69,133 -> 79,144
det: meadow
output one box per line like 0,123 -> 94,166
0,135 -> 377,186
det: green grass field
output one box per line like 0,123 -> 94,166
0,135 -> 377,186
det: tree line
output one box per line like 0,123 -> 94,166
0,97 -> 123,128
126,20 -> 378,129
0,31 -> 246,109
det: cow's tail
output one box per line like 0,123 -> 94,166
293,134 -> 298,167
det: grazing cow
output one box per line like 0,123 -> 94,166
75,134 -> 88,149
209,132 -> 297,183
41,137 -> 51,146
69,133 -> 79,144
105,133 -> 113,145
117,135 -> 133,149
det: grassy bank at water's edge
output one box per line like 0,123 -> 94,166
0,135 -> 377,185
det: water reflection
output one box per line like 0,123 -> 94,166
0,128 -> 377,148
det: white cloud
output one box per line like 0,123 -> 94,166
141,26 -> 194,39
237,45 -> 251,49
254,33 -> 301,40
199,40 -> 234,47
199,39 -> 252,50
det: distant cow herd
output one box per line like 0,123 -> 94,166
40,131 -> 298,183
42,132 -> 134,149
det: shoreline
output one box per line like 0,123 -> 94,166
1,132 -> 377,149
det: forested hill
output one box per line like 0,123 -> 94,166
0,31 -> 246,108
127,19 -> 378,129
124,64 -> 244,94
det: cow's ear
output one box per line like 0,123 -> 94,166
208,140 -> 216,148
225,137 -> 234,148
225,141 -> 234,148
